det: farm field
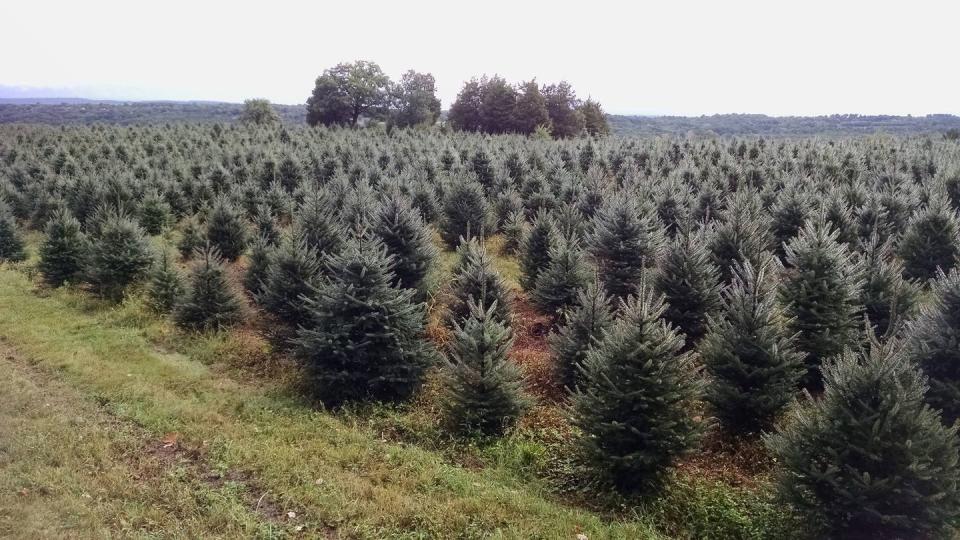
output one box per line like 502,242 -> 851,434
1,123 -> 960,539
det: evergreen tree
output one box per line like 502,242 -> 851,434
444,300 -> 529,435
587,194 -> 663,300
440,178 -> 493,248
292,236 -> 434,404
898,194 -> 960,282
519,210 -> 559,291
147,249 -> 185,313
701,258 -> 804,434
293,188 -> 343,256
38,208 -> 86,286
767,336 -> 960,539
138,190 -> 171,235
532,236 -> 591,315
447,237 -> 513,327
906,269 -> 960,423
177,215 -> 205,260
205,197 -> 248,261
709,190 -> 774,283
84,210 -> 153,299
770,183 -> 810,255
654,226 -> 722,344
252,203 -> 281,247
0,199 -> 26,262
781,220 -> 864,389
549,280 -> 614,390
174,247 -> 243,331
243,234 -> 274,298
571,282 -> 703,493
501,209 -> 528,255
258,236 -> 322,327
859,233 -> 918,336
373,196 -> 437,293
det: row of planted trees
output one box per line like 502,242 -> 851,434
2,123 -> 960,538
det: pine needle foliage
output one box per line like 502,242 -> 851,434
443,300 -> 529,436
38,208 -> 86,286
701,258 -> 804,434
766,336 -> 960,539
571,280 -> 703,493
292,235 -> 435,404
174,247 -> 243,331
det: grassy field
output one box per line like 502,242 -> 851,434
0,240 -> 798,539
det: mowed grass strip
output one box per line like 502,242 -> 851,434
0,346 -> 281,539
0,268 -> 660,539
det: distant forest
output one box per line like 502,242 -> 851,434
1,100 -> 959,137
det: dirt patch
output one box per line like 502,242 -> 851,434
510,294 -> 565,402
676,427 -> 774,488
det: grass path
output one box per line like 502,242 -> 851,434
0,266 -> 659,539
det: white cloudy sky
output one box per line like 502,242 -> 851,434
2,0 -> 958,115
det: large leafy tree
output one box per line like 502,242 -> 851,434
390,70 -> 441,128
578,99 -> 610,136
240,98 -> 280,126
479,76 -> 518,135
306,60 -> 391,127
542,81 -> 584,138
512,80 -> 551,135
447,78 -> 484,132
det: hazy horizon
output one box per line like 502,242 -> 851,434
3,0 -> 958,116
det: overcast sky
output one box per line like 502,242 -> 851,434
2,0 -> 958,116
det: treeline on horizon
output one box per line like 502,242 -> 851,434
302,61 -> 609,137
3,101 -> 960,137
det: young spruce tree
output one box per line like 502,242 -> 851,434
440,177 -> 493,248
654,226 -> 723,345
174,247 -> 243,331
549,280 -> 614,390
587,193 -> 664,301
781,219 -> 863,389
38,208 -> 86,286
701,258 -> 804,434
243,234 -> 274,298
293,235 -> 434,404
519,210 -> 559,292
898,194 -> 960,282
859,233 -> 918,336
0,199 -> 26,262
532,236 -> 591,316
571,279 -> 703,493
147,249 -> 185,313
447,237 -> 513,327
766,336 -> 960,539
177,214 -> 205,260
373,196 -> 437,293
205,197 -> 248,261
444,300 -> 529,436
258,235 -> 322,328
906,268 -> 960,423
84,210 -> 153,299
